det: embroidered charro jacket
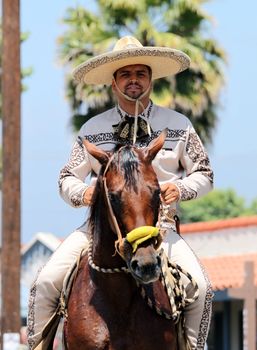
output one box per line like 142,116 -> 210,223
59,103 -> 213,211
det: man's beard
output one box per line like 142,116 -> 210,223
124,82 -> 143,99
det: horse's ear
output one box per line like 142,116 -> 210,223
83,139 -> 109,165
144,128 -> 167,162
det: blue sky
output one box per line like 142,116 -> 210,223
20,0 -> 257,243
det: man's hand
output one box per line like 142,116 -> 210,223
83,186 -> 95,206
160,183 -> 180,204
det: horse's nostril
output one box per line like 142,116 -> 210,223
131,259 -> 139,271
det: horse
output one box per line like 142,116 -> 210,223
63,129 -> 178,350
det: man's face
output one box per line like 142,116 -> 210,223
112,64 -> 152,100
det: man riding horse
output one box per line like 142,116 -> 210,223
27,36 -> 214,350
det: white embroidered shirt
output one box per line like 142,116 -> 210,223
59,104 -> 213,213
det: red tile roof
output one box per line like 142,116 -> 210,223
179,216 -> 257,291
201,253 -> 257,291
180,216 -> 257,234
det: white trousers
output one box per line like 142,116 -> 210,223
27,229 -> 213,350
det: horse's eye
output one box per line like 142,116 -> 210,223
147,185 -> 160,196
108,192 -> 120,203
150,187 -> 161,199
154,188 -> 161,196
149,188 -> 161,209
108,193 -> 115,201
108,192 -> 122,214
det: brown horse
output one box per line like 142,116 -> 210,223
63,130 -> 178,350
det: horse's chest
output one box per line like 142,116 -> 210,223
66,257 -> 176,349
68,294 -> 176,350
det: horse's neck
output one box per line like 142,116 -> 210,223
90,230 -> 138,309
92,223 -> 125,269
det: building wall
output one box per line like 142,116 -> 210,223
183,226 -> 257,259
21,239 -> 56,319
22,241 -> 53,288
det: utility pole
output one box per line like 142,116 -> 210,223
1,0 -> 21,347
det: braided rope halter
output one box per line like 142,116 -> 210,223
87,148 -> 199,323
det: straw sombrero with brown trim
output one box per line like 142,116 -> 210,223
73,36 -> 190,85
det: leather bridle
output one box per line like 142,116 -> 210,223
102,146 -> 162,259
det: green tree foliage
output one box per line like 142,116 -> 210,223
58,0 -> 226,144
179,189 -> 257,223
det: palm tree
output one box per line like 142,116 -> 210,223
58,0 -> 226,144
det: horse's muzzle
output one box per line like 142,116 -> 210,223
129,249 -> 162,284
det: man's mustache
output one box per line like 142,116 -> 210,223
125,82 -> 142,89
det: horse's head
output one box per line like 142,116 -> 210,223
84,129 -> 167,284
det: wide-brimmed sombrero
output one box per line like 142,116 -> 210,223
73,36 -> 190,85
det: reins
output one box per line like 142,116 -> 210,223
87,231 -> 129,274
112,78 -> 152,144
102,170 -> 124,256
139,249 -> 199,324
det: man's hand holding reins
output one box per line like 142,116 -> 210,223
160,183 -> 180,204
83,186 -> 95,205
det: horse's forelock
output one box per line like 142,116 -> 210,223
113,146 -> 139,189
88,146 -> 140,228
